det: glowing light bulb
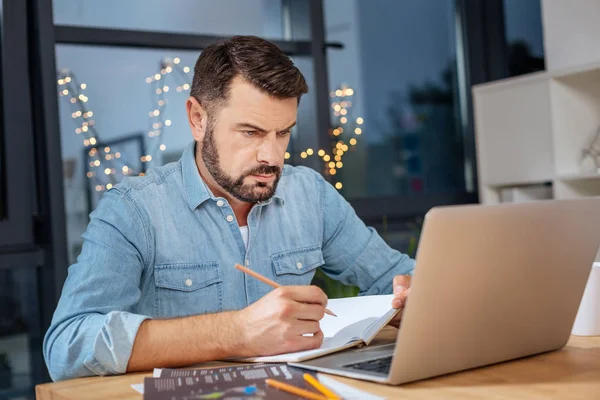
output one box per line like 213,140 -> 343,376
160,144 -> 166,151
318,150 -> 325,157
306,148 -> 314,156
350,138 -> 357,145
335,182 -> 343,189
300,152 -> 307,159
355,128 -> 362,135
340,117 -> 347,124
285,152 -> 291,160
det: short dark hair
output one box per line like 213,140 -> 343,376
190,35 -> 308,114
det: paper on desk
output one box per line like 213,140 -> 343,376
316,374 -> 385,400
130,369 -> 387,399
130,369 -> 164,394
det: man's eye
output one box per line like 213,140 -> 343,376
279,130 -> 291,136
244,131 -> 257,137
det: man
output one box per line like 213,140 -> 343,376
43,35 -> 415,381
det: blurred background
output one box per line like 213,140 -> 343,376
0,0 -> 549,397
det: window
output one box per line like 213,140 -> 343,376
503,0 -> 545,76
0,267 -> 43,399
53,0 -> 285,39
324,0 -> 468,200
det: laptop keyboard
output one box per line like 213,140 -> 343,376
344,355 -> 393,374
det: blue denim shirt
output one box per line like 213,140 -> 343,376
43,141 -> 415,381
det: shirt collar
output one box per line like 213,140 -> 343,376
181,141 -> 285,211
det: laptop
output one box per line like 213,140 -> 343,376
290,198 -> 600,385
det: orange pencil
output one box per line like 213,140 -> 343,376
303,373 -> 340,400
265,378 -> 328,400
235,264 -> 337,317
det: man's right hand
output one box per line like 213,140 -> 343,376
234,285 -> 328,357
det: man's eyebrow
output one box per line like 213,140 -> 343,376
282,121 -> 297,132
234,121 -> 297,132
234,123 -> 268,133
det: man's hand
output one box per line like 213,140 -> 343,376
234,286 -> 327,357
390,275 -> 411,328
391,274 -> 411,309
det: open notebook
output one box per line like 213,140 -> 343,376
238,294 -> 399,363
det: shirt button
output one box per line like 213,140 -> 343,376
216,200 -> 225,207
296,262 -> 303,269
226,215 -> 234,222
185,279 -> 193,287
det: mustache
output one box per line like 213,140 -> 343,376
243,165 -> 281,177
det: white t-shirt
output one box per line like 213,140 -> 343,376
239,226 -> 249,250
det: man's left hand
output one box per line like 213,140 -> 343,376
391,274 -> 411,309
389,275 -> 411,327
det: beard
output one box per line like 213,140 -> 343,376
200,124 -> 282,203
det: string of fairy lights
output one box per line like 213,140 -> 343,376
286,84 -> 364,190
144,57 -> 193,162
60,62 -> 361,193
58,69 -> 137,192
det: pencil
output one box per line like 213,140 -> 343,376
303,373 -> 341,400
265,378 -> 328,400
234,264 -> 337,317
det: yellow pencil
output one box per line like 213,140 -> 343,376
235,264 -> 337,317
265,378 -> 328,400
303,373 -> 341,400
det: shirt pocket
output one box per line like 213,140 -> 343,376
154,262 -> 223,318
271,245 -> 325,286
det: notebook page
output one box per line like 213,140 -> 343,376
319,294 -> 396,339
236,294 -> 395,362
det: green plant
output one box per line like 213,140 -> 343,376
311,268 -> 359,299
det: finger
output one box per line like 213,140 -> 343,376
293,320 -> 321,336
281,285 -> 328,306
296,329 -> 324,352
393,275 -> 411,294
392,297 -> 404,309
293,303 -> 326,321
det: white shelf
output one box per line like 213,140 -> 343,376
474,2 -> 600,205
556,172 -> 600,182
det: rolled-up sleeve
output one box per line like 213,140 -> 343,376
43,188 -> 152,381
318,175 -> 415,295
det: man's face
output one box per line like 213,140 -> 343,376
194,76 -> 297,203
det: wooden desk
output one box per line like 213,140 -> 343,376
36,329 -> 600,399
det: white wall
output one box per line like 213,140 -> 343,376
541,0 -> 600,71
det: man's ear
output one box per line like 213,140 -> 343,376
186,96 -> 208,142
